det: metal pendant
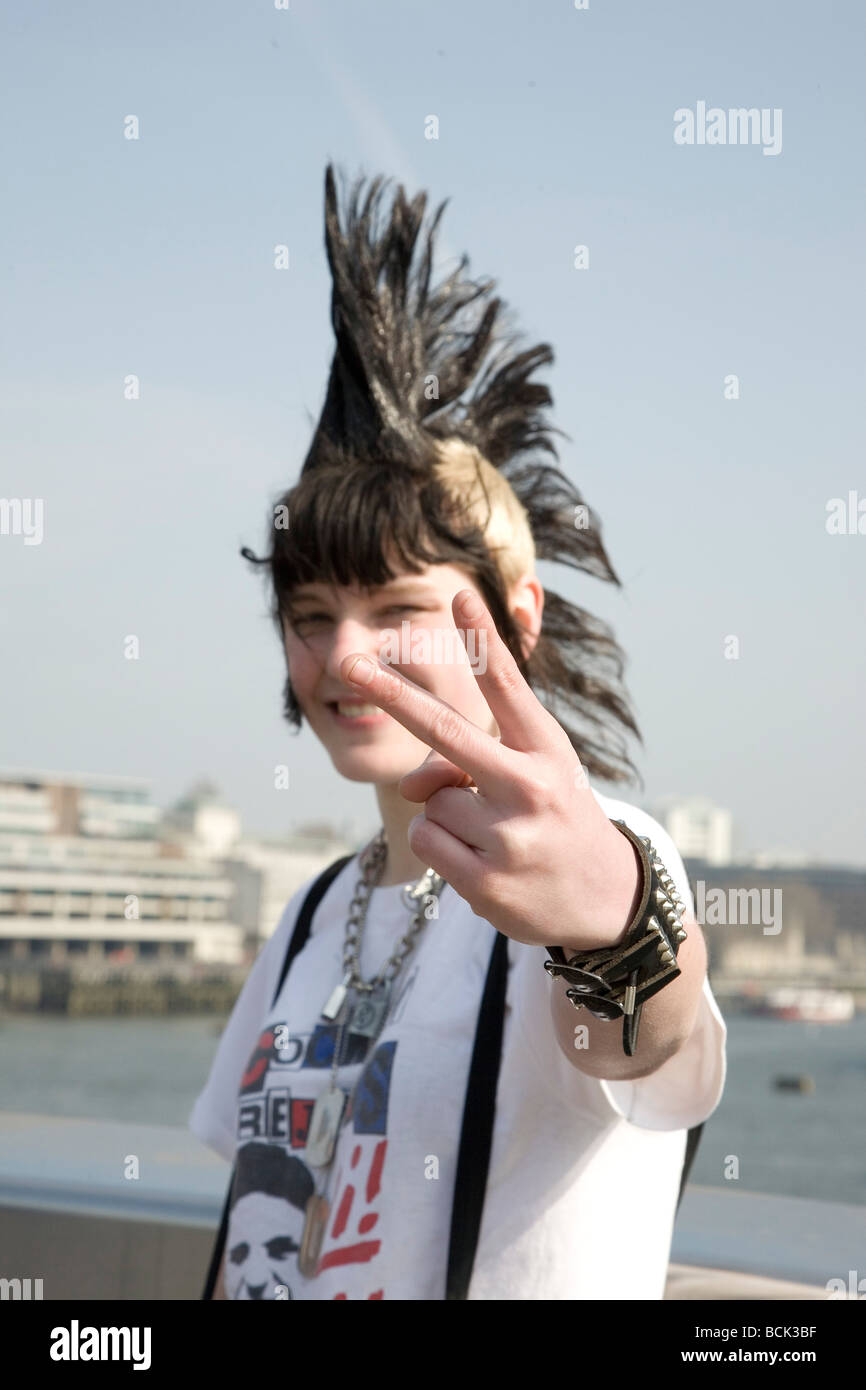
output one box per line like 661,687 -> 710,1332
321,970 -> 352,1022
305,1084 -> 347,1167
400,867 -> 439,912
298,1193 -> 330,1279
346,983 -> 391,1039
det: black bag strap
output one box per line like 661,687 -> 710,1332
270,854 -> 354,1008
676,1122 -> 704,1213
445,926 -> 510,1299
201,852 -> 352,1300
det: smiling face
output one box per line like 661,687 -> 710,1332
281,563 -> 518,785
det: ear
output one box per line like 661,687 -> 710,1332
508,572 -> 544,662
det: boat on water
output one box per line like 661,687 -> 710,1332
747,986 -> 856,1023
773,1074 -> 815,1093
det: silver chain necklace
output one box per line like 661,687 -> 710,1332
320,827 -> 444,1034
298,828 -> 446,1278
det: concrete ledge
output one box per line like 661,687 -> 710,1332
0,1112 -> 862,1299
0,1203 -> 215,1300
664,1263 -> 840,1301
0,1204 -> 851,1301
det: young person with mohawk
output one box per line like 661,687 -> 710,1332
191,164 -> 726,1301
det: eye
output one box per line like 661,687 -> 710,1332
288,611 -> 330,630
267,1236 -> 300,1258
287,604 -> 422,631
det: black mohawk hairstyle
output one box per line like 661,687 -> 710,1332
302,165 -> 550,473
243,163 -> 643,787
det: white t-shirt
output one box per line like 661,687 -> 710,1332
189,791 -> 727,1300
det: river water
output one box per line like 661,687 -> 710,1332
0,1011 -> 864,1206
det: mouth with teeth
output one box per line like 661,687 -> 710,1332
327,700 -> 389,727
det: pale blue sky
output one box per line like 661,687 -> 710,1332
2,0 -> 864,863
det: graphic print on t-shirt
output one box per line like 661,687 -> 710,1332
226,1018 -> 398,1300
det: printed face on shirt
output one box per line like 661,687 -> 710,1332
280,563 -> 502,785
226,1192 -> 305,1300
227,1141 -> 315,1300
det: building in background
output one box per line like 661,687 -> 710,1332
0,770 -> 354,971
2,770 -> 865,1012
159,778 -> 356,946
160,778 -> 242,859
619,792 -> 866,1004
651,796 -> 734,866
676,854 -> 866,1003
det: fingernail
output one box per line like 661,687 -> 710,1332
346,655 -> 375,685
459,590 -> 482,619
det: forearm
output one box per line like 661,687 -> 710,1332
547,817 -> 707,1080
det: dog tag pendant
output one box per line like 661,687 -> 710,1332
321,971 -> 352,1022
298,1193 -> 330,1279
347,983 -> 391,1039
305,1083 -> 347,1166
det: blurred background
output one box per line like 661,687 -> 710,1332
0,0 -> 864,1297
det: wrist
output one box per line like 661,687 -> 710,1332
554,817 -> 643,954
543,819 -> 690,1057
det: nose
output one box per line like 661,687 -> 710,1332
323,616 -> 388,686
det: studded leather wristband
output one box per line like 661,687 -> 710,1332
543,820 -> 689,1057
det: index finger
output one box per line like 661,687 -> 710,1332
339,652 -> 515,795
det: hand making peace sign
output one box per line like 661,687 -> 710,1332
340,587 -> 642,954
